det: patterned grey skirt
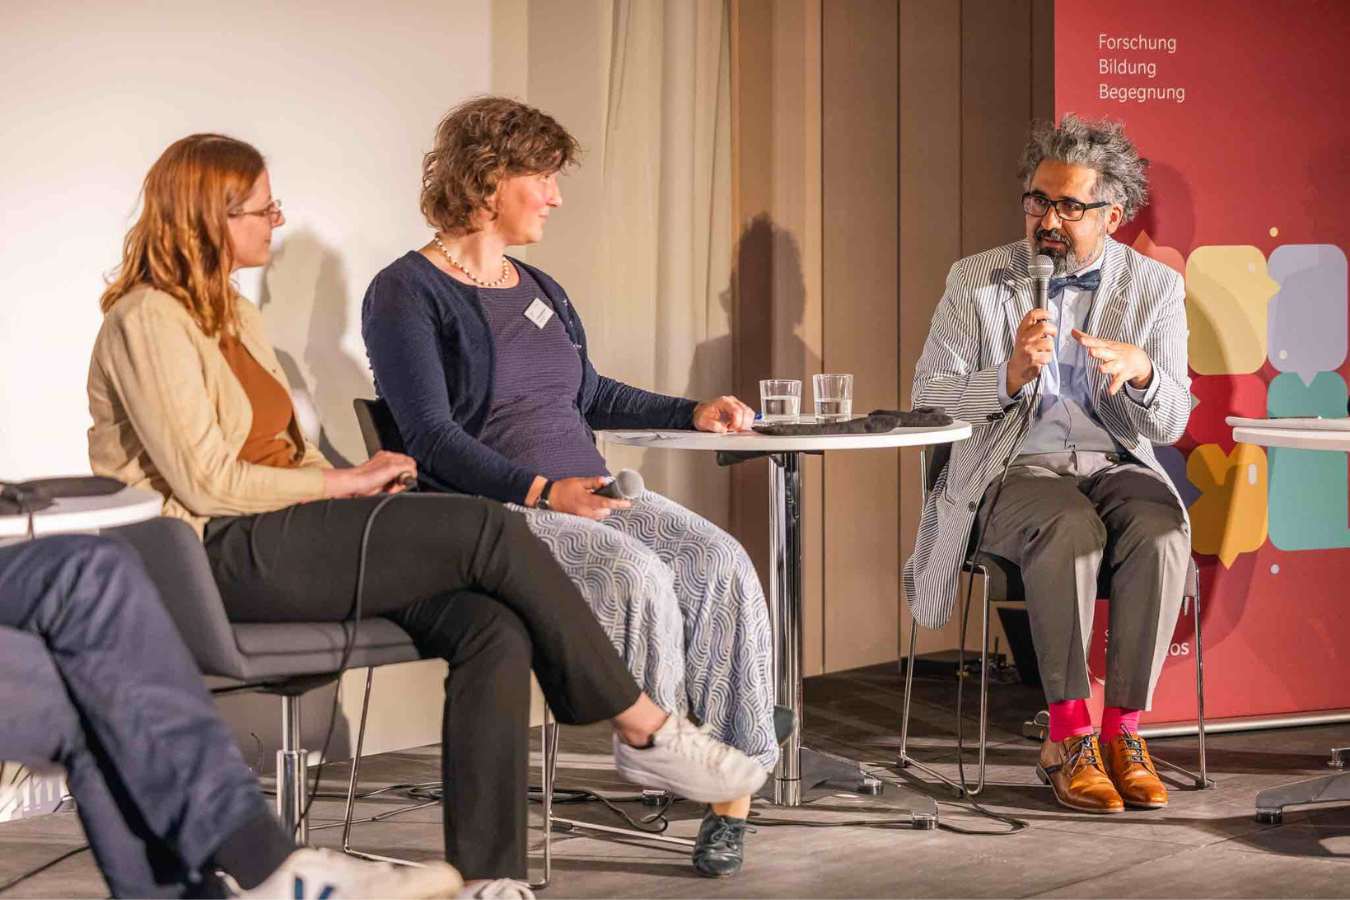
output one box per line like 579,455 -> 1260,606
510,490 -> 778,770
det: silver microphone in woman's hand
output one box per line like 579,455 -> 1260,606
592,468 -> 645,499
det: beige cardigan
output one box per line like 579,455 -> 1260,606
88,285 -> 329,536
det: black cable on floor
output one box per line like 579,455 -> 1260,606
747,759 -> 1029,834
0,845 -> 89,895
315,778 -> 677,836
527,785 -> 674,835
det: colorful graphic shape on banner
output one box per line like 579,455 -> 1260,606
1185,246 -> 1276,376
1057,0 -> 1350,724
1268,245 -> 1348,384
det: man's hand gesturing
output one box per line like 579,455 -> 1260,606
1071,330 -> 1153,396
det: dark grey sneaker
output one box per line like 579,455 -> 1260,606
692,809 -> 754,878
773,705 -> 795,746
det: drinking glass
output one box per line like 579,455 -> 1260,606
813,373 -> 853,422
759,379 -> 802,422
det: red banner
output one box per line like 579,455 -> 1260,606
1055,0 -> 1350,725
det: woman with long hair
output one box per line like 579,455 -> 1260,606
88,133 -> 765,899
362,98 -> 777,879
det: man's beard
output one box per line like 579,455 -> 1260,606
1033,226 -> 1104,275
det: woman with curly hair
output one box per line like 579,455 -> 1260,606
362,97 -> 778,878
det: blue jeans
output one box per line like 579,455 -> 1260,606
0,535 -> 271,897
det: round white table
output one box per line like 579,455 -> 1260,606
601,420 -> 972,811
0,486 -> 162,542
1231,425 -> 1350,454
1230,421 -> 1350,824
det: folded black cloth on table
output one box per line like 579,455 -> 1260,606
0,476 -> 124,515
751,406 -> 952,437
868,406 -> 954,427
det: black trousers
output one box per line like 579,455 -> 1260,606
0,535 -> 286,898
203,494 -> 640,879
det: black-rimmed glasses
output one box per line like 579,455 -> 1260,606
1022,192 -> 1107,222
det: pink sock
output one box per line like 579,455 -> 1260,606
1101,706 -> 1142,740
1048,699 -> 1094,742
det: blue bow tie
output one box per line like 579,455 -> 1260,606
1047,269 -> 1101,299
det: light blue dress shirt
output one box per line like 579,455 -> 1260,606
997,258 -> 1159,455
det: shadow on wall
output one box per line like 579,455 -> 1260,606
716,214 -> 818,581
1118,161 -> 1196,254
258,228 -> 375,467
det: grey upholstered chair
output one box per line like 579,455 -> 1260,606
110,517 -> 421,844
897,441 -> 1210,797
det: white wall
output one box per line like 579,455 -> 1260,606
0,0 -> 494,478
0,0 -> 508,774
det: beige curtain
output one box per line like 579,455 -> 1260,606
522,0 -> 735,526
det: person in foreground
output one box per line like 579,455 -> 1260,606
906,114 -> 1192,813
0,533 -> 459,898
362,97 -> 775,877
86,133 -> 765,897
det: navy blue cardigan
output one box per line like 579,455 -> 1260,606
361,252 -> 698,504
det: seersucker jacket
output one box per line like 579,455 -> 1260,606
903,236 -> 1192,629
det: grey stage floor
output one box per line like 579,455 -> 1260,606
3,663 -> 1349,898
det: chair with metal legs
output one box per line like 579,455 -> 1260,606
333,668 -> 556,887
347,399 -> 694,888
109,517 -> 422,843
336,674 -> 692,890
897,442 -> 1211,797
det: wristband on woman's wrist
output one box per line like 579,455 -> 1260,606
535,479 -> 555,511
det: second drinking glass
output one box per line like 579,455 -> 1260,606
813,373 -> 853,422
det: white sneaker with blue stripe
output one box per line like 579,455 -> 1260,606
240,848 -> 461,898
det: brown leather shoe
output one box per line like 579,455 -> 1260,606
1103,730 -> 1168,809
1035,733 -> 1124,813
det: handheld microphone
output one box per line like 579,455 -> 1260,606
394,472 -> 418,490
593,468 -> 645,500
1028,254 -> 1055,311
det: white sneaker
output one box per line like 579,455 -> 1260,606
457,878 -> 536,899
612,715 -> 768,803
240,848 -> 462,899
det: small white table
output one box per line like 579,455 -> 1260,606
1231,425 -> 1350,453
0,486 -> 163,542
602,421 -> 971,814
1229,421 -> 1350,824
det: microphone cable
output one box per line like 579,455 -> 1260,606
293,491 -> 403,836
525,784 -> 674,834
940,345 -> 1049,835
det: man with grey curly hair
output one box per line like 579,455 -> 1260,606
1018,114 -> 1151,272
906,114 -> 1191,815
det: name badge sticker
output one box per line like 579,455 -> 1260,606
524,298 -> 554,329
